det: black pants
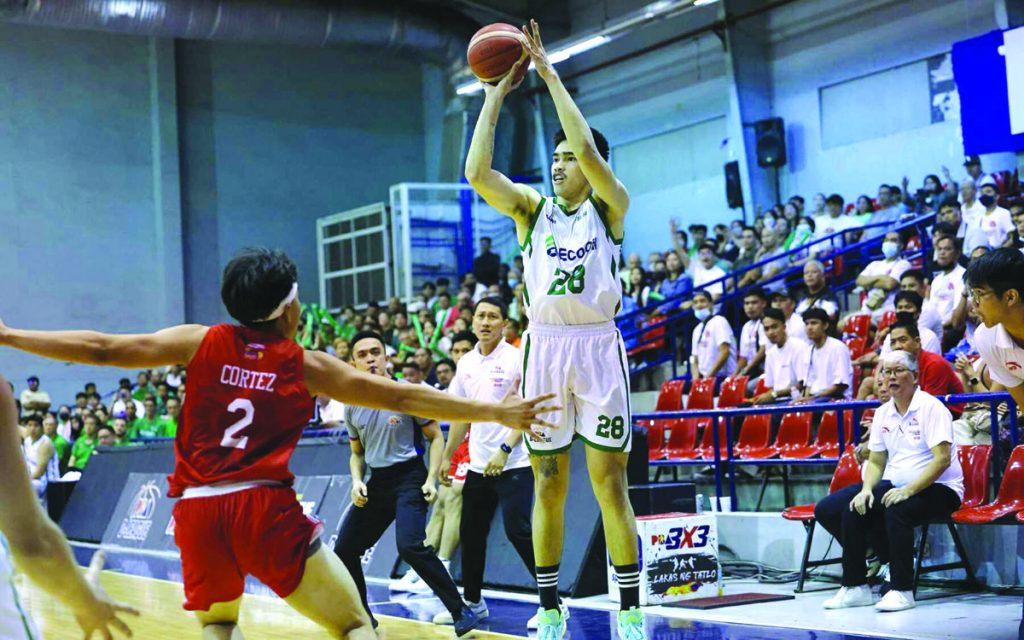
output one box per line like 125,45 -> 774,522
460,467 -> 536,603
335,458 -> 464,617
814,481 -> 960,591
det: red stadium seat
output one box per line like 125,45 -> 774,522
664,419 -> 701,461
781,448 -> 861,592
645,380 -> 686,462
780,411 -> 852,459
732,414 -> 772,458
876,310 -> 897,334
626,315 -> 668,358
697,418 -> 730,460
687,377 -> 716,410
742,412 -> 812,460
718,375 -> 748,408
844,336 -> 868,360
753,377 -> 770,397
844,314 -> 871,340
953,445 -> 1024,524
913,444 -> 989,596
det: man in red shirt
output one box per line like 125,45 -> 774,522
888,319 -> 964,414
0,247 -> 557,640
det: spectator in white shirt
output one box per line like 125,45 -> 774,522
751,308 -> 810,404
19,376 -> 51,418
929,235 -> 966,328
736,288 -> 768,379
975,177 -> 1013,249
795,260 -> 840,326
813,350 -> 962,613
814,194 -> 858,244
935,200 -> 982,257
856,232 -> 911,320
959,178 -> 985,234
794,308 -> 852,402
880,293 -> 941,355
691,242 -> 727,301
771,289 -> 807,342
689,290 -> 736,380
897,270 -> 943,337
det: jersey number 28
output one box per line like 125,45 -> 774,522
221,398 -> 254,449
548,265 -> 586,296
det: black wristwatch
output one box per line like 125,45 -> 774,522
969,377 -> 980,386
500,443 -> 513,454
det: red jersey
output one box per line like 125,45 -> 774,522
918,350 -> 965,416
168,324 -> 313,497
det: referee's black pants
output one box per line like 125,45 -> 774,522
814,481 -> 960,591
334,458 -> 464,618
460,467 -> 536,603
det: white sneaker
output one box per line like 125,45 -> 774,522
389,568 -> 428,593
433,599 -> 488,625
875,589 -> 916,612
528,602 -> 569,630
822,585 -> 874,609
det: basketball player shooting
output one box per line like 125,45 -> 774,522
465,19 -> 645,640
0,247 -> 558,640
0,375 -> 139,640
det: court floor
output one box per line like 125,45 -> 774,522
12,543 -> 1018,639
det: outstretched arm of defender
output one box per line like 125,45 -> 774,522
521,20 -> 629,227
0,318 -> 207,369
305,350 -> 558,433
0,376 -> 138,637
464,58 -> 542,227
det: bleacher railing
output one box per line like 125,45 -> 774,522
620,212 -> 936,377
635,390 -> 1017,512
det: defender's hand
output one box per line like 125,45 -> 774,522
494,391 -> 560,433
73,551 -> 140,639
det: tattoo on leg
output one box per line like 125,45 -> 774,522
540,457 -> 559,478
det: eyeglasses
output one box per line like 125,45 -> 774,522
970,289 -> 995,303
879,367 -> 911,376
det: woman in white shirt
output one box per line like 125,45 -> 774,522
812,351 -> 962,613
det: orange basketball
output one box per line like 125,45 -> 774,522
467,23 -> 529,87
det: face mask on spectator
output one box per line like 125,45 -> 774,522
763,217 -> 777,230
979,194 -> 996,208
694,307 -> 711,321
881,241 -> 899,259
796,224 -> 811,236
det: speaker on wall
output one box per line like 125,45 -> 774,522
724,160 -> 744,209
755,117 -> 787,167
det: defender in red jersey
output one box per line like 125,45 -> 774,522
0,247 -> 558,640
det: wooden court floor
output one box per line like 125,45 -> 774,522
16,570 -> 526,640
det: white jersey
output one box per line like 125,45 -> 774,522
522,196 -> 622,325
0,535 -> 40,639
23,435 -> 59,486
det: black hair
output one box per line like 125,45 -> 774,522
689,224 -> 708,233
474,296 -> 508,319
802,307 -> 830,325
75,392 -> 87,400
763,308 -> 785,323
890,315 -> 920,339
825,194 -> 845,208
692,290 -> 713,303
400,360 -> 420,372
938,199 -> 960,212
436,358 -> 456,371
790,195 -> 805,205
422,281 -> 436,290
438,291 -> 451,300
699,241 -> 718,253
553,127 -> 610,161
221,247 -> 298,329
900,269 -> 926,285
965,247 -> 1024,297
933,221 -> 960,238
481,236 -> 492,243
350,330 -> 386,351
24,414 -> 42,427
894,290 -> 923,311
451,331 -> 478,347
741,225 -> 758,235
744,287 -> 768,302
437,277 -> 450,286
96,424 -> 114,435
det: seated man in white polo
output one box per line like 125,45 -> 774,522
813,350 -> 963,612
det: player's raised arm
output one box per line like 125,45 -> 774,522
464,58 -> 542,232
0,318 -> 207,369
521,20 -> 629,227
304,350 -> 558,433
0,375 -> 138,637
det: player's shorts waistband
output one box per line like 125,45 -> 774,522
527,320 -> 617,337
180,480 -> 283,499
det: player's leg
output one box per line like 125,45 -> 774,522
530,451 -> 570,597
195,599 -> 243,640
283,545 -> 375,640
438,468 -> 466,560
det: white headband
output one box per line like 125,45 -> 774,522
255,282 -> 298,322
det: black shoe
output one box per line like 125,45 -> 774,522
371,616 -> 379,630
454,605 -> 481,637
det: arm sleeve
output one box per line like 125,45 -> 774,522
924,400 -> 954,448
868,410 -> 887,452
712,318 -> 732,346
889,260 -> 912,282
447,365 -> 466,398
763,352 -> 775,389
832,343 -> 854,386
978,338 -> 1020,387
344,408 -> 360,440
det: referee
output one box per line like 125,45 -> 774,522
435,298 -> 538,627
335,330 -> 479,635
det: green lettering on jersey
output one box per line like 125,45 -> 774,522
547,264 -> 586,296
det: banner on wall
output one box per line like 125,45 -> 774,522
952,27 -> 1024,154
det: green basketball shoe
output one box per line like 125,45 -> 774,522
617,607 -> 646,640
535,606 -> 567,640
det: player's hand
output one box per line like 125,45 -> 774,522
484,449 -> 509,477
72,551 -> 140,639
484,56 -> 526,99
882,487 -> 910,507
0,317 -> 8,345
438,458 -> 453,487
751,392 -> 773,405
351,481 -> 369,508
494,389 -> 560,433
421,480 -> 438,503
521,19 -> 556,82
850,489 -> 874,515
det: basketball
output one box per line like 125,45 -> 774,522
467,23 -> 529,87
